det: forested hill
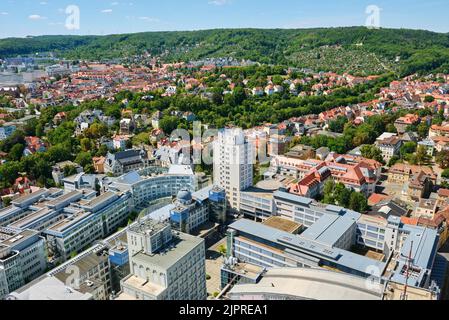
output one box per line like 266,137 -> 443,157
1,27 -> 448,76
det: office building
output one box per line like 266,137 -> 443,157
226,190 -> 440,291
0,229 -> 47,298
213,128 -> 254,212
116,219 -> 206,300
228,268 -> 438,300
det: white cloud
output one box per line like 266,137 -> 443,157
139,16 -> 159,22
101,9 -> 113,13
40,1 -> 48,5
111,1 -> 119,5
208,0 -> 231,6
29,14 -> 47,20
0,12 -> 8,15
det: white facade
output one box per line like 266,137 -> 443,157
119,220 -> 207,300
213,128 -> 254,212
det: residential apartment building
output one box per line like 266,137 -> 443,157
104,149 -> 151,176
394,114 -> 420,134
375,133 -> 403,163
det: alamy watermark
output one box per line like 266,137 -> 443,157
365,5 -> 381,29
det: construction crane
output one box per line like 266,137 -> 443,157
401,241 -> 414,300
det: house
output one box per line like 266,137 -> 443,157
119,118 -> 135,135
53,112 -> 67,125
418,138 -> 436,157
375,133 -> 402,163
429,123 -> 449,138
104,149 -> 150,176
367,198 -> 410,220
394,114 -> 420,134
264,85 -> 275,96
401,131 -> 419,143
437,189 -> 449,207
23,136 -> 46,156
0,125 -> 16,140
289,167 -> 332,199
52,161 -> 83,185
414,198 -> 439,220
252,87 -> 264,96
92,157 -> 106,174
152,111 -> 162,129
316,147 -> 330,160
406,171 -> 434,201
13,177 -> 32,194
388,164 -> 437,185
284,153 -> 382,198
113,135 -> 130,150
183,112 -> 196,122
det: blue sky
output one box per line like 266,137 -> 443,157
0,0 -> 448,38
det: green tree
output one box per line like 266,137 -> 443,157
349,192 -> 368,213
436,150 -> 449,169
8,143 -> 24,161
442,169 -> 449,179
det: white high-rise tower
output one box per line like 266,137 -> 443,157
213,128 -> 254,212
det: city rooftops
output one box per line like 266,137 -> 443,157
263,216 -> 302,234
391,224 -> 439,287
46,190 -> 83,210
273,189 -> 313,206
9,276 -> 92,300
118,274 -> 166,299
301,212 -> 359,246
229,219 -> 386,277
80,191 -> 119,213
131,232 -> 204,270
11,189 -> 50,208
128,218 -> 169,237
229,268 -> 383,300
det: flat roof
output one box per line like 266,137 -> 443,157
120,274 -> 166,297
11,189 -> 49,206
230,219 -> 386,275
301,212 -> 358,247
10,276 -> 92,300
229,268 -> 383,300
273,190 -> 313,206
263,216 -> 302,234
131,232 -> 203,270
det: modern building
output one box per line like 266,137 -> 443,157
107,166 -> 198,211
213,128 -> 254,212
115,219 -> 207,300
43,191 -> 132,261
47,247 -> 112,300
134,185 -> 227,235
7,276 -> 93,300
228,268 -> 384,300
0,229 -> 47,298
226,190 -> 440,292
228,268 -> 438,300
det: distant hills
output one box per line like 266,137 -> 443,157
1,27 -> 448,76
